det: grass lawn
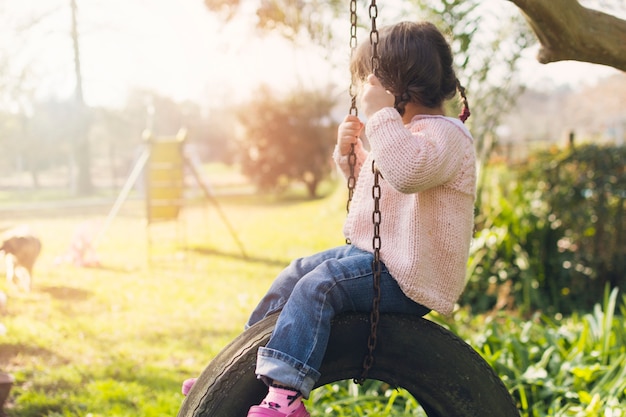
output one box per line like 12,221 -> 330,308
4,173 -> 626,417
0,180 -> 346,417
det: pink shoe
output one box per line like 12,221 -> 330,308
181,378 -> 197,396
247,403 -> 310,417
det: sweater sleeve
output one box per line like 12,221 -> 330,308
365,108 -> 470,194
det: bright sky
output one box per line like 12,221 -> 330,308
2,0 -> 342,109
2,0 -> 622,109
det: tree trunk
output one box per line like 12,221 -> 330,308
70,0 -> 93,195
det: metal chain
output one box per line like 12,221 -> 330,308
369,0 -> 380,76
349,0 -> 358,117
346,0 -> 358,218
355,160 -> 383,384
355,0 -> 382,386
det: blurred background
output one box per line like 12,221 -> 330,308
0,0 -> 623,197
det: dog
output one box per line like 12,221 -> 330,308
1,227 -> 42,292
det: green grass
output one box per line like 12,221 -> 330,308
0,180 -> 346,416
304,290 -> 626,417
2,174 -> 626,416
430,288 -> 626,417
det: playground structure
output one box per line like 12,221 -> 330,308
144,130 -> 186,225
97,128 -> 246,262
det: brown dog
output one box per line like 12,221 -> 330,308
1,227 -> 42,292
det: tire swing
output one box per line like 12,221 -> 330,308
178,2 -> 519,416
178,313 -> 519,416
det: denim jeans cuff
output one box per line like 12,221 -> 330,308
256,347 -> 321,398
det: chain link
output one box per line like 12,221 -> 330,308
369,0 -> 380,75
346,0 -> 383,386
356,0 -> 383,386
346,0 -> 358,241
355,160 -> 383,384
349,0 -> 359,118
365,0 -> 383,383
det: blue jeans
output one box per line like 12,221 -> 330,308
246,245 -> 430,398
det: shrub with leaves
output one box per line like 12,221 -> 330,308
236,85 -> 338,198
452,287 -> 626,416
525,144 -> 626,306
463,144 -> 626,314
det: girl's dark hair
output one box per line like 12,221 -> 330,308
351,21 -> 470,122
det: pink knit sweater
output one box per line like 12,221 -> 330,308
333,108 -> 476,315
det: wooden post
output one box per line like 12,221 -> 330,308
0,372 -> 14,414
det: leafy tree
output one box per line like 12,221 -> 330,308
236,85 -> 337,198
204,0 -> 626,71
416,0 -> 534,205
204,0 -> 342,44
202,0 -> 533,188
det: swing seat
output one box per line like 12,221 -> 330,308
177,312 -> 520,417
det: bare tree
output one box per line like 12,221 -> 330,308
1,1 -> 93,193
70,0 -> 93,195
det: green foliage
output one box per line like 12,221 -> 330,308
3,163 -> 625,416
0,181 -> 346,416
464,144 -> 626,314
307,380 -> 426,416
401,0 -> 534,172
527,144 -> 626,296
236,85 -> 338,198
452,287 -> 626,416
305,288 -> 626,416
204,0 -> 343,44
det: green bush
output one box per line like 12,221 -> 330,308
457,287 -> 626,416
463,144 -> 626,314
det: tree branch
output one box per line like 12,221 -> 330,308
508,0 -> 626,71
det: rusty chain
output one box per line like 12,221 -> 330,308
354,0 -> 383,386
346,0 -> 358,219
369,0 -> 380,76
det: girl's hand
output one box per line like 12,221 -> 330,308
362,74 -> 394,119
337,114 -> 363,156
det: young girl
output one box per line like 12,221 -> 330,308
184,20 -> 476,417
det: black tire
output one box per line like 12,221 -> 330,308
178,312 -> 520,417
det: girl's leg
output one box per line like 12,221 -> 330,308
183,246 -> 355,399
246,245 -> 354,329
255,246 -> 429,400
